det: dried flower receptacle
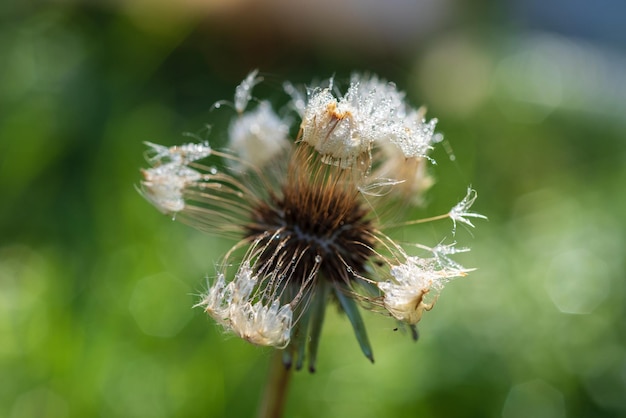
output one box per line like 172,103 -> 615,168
139,71 -> 484,371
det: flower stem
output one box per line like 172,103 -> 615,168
257,350 -> 292,418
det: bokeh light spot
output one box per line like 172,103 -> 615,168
416,34 -> 492,116
544,249 -> 611,314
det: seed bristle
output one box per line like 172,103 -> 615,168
245,144 -> 376,286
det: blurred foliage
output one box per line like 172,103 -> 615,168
1,1 -> 625,417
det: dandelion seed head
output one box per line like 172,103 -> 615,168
139,71 -> 484,368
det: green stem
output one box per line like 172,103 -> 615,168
257,350 -> 292,418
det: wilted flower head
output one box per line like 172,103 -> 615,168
139,71 -> 484,372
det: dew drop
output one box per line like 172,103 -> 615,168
209,167 -> 218,175
315,255 -> 322,263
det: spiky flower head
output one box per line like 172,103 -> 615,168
139,71 -> 484,372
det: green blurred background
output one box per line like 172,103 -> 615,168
2,0 -> 625,417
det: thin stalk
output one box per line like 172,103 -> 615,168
257,350 -> 292,418
382,212 -> 450,229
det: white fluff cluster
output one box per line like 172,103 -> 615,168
197,265 -> 293,348
227,71 -> 291,171
300,74 -> 440,168
229,300 -> 293,347
228,101 -> 290,170
378,256 -> 469,324
140,142 -> 211,213
140,164 -> 201,213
